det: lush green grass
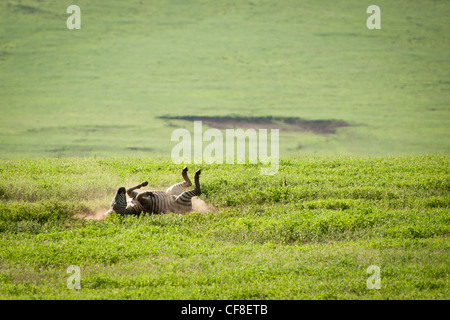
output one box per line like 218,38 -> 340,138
0,0 -> 449,301
0,156 -> 448,299
0,0 -> 449,158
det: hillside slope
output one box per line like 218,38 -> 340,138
1,0 -> 449,158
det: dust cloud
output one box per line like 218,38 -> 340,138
75,207 -> 111,221
191,196 -> 213,213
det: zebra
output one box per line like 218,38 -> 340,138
106,166 -> 202,216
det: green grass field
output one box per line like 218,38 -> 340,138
0,0 -> 449,157
0,0 -> 449,300
0,156 -> 448,299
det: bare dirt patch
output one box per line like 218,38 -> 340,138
160,115 -> 350,135
75,207 -> 110,221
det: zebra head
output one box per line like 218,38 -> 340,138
111,187 -> 127,215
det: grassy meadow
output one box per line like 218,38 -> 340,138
0,0 -> 449,300
0,156 -> 448,299
0,0 -> 449,157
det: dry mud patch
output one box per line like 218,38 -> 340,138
160,115 -> 350,135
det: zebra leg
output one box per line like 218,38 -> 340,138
126,181 -> 148,198
174,169 -> 201,212
194,169 -> 201,191
166,166 -> 192,196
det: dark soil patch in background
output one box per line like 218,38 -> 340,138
160,115 -> 350,135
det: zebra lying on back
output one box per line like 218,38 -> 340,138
106,166 -> 201,216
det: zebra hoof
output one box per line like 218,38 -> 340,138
182,166 -> 188,173
141,181 -> 148,187
195,169 -> 201,176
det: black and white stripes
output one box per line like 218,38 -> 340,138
107,167 -> 201,216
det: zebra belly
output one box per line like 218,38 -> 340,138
125,199 -> 144,215
140,193 -> 192,214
